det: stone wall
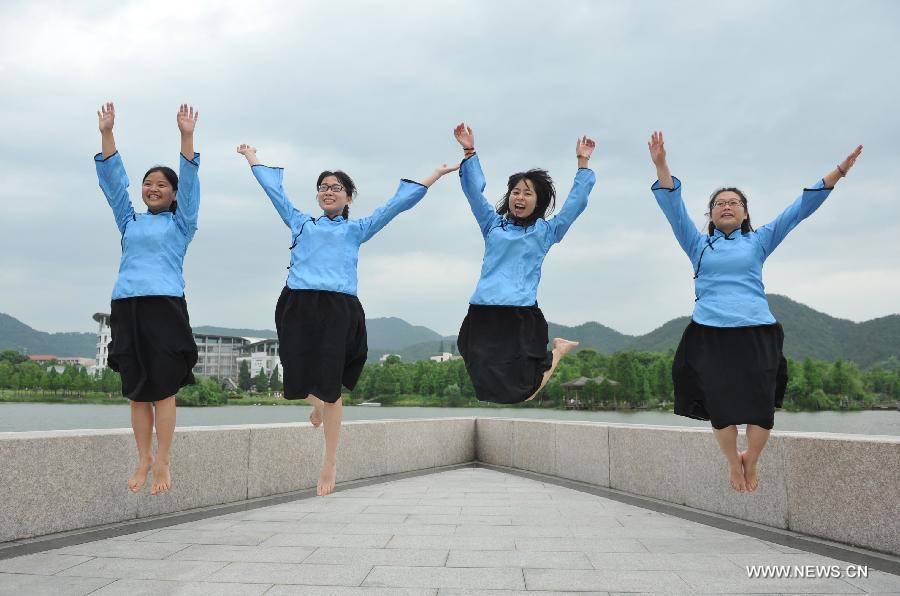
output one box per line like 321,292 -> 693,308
476,419 -> 900,556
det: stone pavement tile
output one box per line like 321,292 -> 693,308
308,513 -> 411,524
342,524 -> 455,536
168,518 -> 238,531
267,588 -> 436,596
89,578 -> 272,595
515,537 -> 648,553
206,561 -> 372,586
167,544 -> 315,563
677,570 -> 866,593
364,505 -> 462,516
57,539 -> 192,559
0,573 -> 114,596
109,528 -> 163,541
453,524 -> 573,538
386,535 -> 516,551
261,533 -> 392,549
57,557 -> 228,581
841,569 -> 900,593
330,489 -> 386,499
0,552 -> 93,574
639,536 -> 784,554
303,547 -> 448,567
227,510 -> 312,521
446,549 -> 593,569
263,501 -> 373,513
138,528 -> 275,546
363,565 -> 525,590
397,514 -> 474,526
524,568 -> 691,593
439,591 -> 608,596
224,520 -> 350,534
587,552 -> 742,571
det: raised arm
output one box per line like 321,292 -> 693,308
648,131 -> 702,258
237,144 -> 307,231
174,105 -> 201,238
547,136 -> 597,244
357,166 -> 454,243
756,145 -> 863,256
454,122 -> 500,236
95,102 -> 134,233
98,102 -> 117,159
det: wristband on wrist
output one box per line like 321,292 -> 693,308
836,164 -> 847,177
577,155 -> 590,160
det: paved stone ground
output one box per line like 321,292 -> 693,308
1,467 -> 898,595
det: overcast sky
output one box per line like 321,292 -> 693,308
2,0 -> 898,337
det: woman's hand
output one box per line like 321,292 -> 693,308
237,144 -> 261,166
98,102 -> 115,133
577,136 -> 595,168
421,162 -> 461,187
177,104 -> 199,135
824,144 -> 863,187
648,130 -> 667,166
454,122 -> 475,150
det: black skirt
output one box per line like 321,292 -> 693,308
457,303 -> 553,404
275,287 -> 367,403
108,296 -> 198,403
672,320 -> 787,430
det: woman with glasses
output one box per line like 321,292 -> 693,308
237,143 -> 457,496
452,123 -> 596,405
95,102 -> 201,496
648,131 -> 862,493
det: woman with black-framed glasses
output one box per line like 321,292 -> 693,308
237,144 -> 457,496
648,131 -> 862,494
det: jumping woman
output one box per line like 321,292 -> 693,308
237,143 -> 457,495
453,123 -> 596,404
95,102 -> 201,496
648,130 -> 862,492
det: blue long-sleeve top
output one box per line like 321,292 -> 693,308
251,165 -> 428,296
95,151 -> 201,299
652,176 -> 833,327
461,154 -> 596,306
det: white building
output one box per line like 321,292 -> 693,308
236,339 -> 281,380
92,313 -> 251,381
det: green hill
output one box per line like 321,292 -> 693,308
0,313 -> 96,357
3,295 -> 898,367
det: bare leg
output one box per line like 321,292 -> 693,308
712,425 -> 747,493
150,396 -> 176,496
525,338 -> 579,401
305,394 -> 324,428
129,401 -> 154,492
317,396 -> 342,496
740,424 -> 771,492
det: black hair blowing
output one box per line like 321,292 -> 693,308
496,169 -> 556,226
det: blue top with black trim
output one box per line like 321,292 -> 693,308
95,151 -> 201,300
461,154 -> 596,306
251,165 -> 428,296
652,176 -> 833,327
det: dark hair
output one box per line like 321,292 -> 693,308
706,187 -> 753,235
317,170 -> 357,219
496,169 -> 556,226
143,166 -> 179,213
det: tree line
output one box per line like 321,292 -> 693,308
2,349 -> 899,410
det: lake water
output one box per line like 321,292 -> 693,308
0,402 -> 897,436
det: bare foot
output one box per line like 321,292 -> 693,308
150,460 -> 172,496
317,460 -> 336,496
553,337 -> 579,356
741,451 -> 759,492
309,398 -> 324,429
728,455 -> 747,493
128,457 -> 153,493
